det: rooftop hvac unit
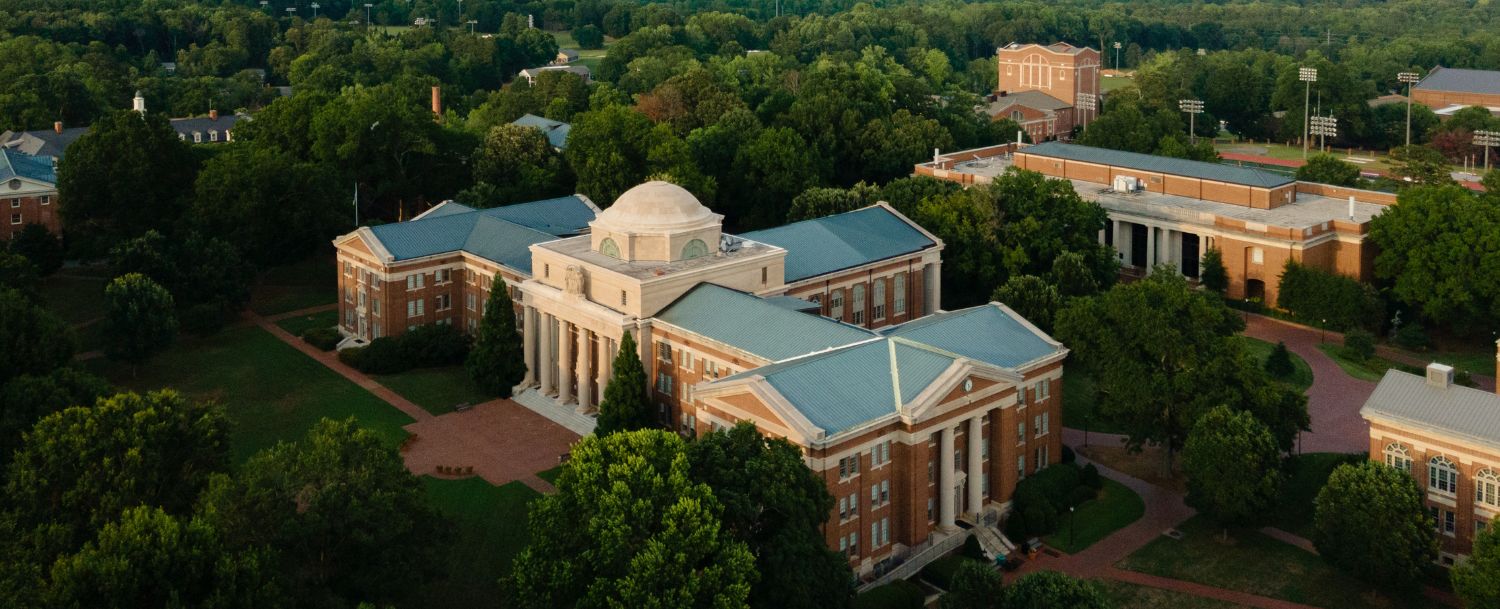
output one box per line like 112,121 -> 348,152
1112,175 -> 1140,193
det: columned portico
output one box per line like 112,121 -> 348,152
966,414 -> 985,519
576,327 -> 593,410
558,321 -> 574,403
939,426 -> 957,530
538,313 -> 554,394
597,337 -> 613,400
522,306 -> 537,386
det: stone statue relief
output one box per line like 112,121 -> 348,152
565,265 -> 585,296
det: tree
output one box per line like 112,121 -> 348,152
1295,154 -> 1362,186
565,105 -> 711,208
0,367 -> 109,468
993,275 -> 1060,332
56,110 -> 198,256
1275,261 -> 1383,331
1313,461 -> 1437,589
0,250 -> 40,295
7,223 -> 64,276
572,25 -> 605,50
100,273 -> 177,372
466,281 -> 526,397
939,560 -> 1004,609
191,143 -> 346,267
1264,341 -> 1295,379
1387,145 -> 1454,186
1055,270 -> 1248,474
786,183 -> 879,223
1367,184 -> 1500,332
506,429 -> 755,609
1199,248 -> 1228,294
43,506 -> 284,609
468,124 -> 573,207
687,423 -> 852,609
109,231 -> 250,334
1454,523 -> 1500,609
1051,251 -> 1099,298
197,418 -> 447,607
595,331 -> 654,435
1183,406 -> 1283,535
729,126 -> 824,230
0,287 -> 74,386
1002,571 -> 1109,609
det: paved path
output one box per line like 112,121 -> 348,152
249,312 -> 579,493
1241,314 -> 1374,454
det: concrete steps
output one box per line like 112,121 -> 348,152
511,388 -> 597,436
971,521 -> 1015,560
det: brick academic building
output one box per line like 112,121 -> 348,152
917,142 -> 1396,305
333,181 -> 1067,574
984,42 -> 1102,142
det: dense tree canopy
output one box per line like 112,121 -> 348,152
1313,461 -> 1437,590
1183,406 -> 1283,532
1367,184 -> 1500,332
56,110 -> 198,256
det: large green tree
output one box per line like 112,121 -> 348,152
0,287 -> 74,386
1454,522 -> 1500,609
0,367 -> 109,468
7,223 -> 64,276
939,560 -> 1004,609
109,231 -> 251,333
56,110 -> 198,256
100,273 -> 177,371
1295,153 -> 1362,186
993,275 -> 1060,332
507,429 -> 755,609
595,331 -> 654,435
687,423 -> 852,609
190,143 -> 347,266
197,418 -> 447,608
1003,571 -> 1109,609
1313,461 -> 1436,589
565,104 -> 712,208
1368,184 -> 1500,331
1183,406 -> 1283,534
467,123 -> 573,207
466,281 -> 526,397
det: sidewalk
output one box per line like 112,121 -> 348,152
1241,314 -> 1373,453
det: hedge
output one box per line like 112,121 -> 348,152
302,326 -> 341,351
1004,463 -> 1100,543
338,323 -> 470,374
1276,261 -> 1383,331
921,554 -> 985,590
853,579 -> 925,609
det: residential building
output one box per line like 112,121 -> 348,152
554,49 -> 580,65
1360,357 -> 1500,564
916,141 -> 1393,305
988,42 -> 1102,141
332,181 -> 1067,574
512,114 -> 571,150
0,148 -> 59,240
518,65 -> 592,85
1411,67 -> 1500,117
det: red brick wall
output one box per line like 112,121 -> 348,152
1,191 -> 60,240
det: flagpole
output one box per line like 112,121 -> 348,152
353,182 -> 359,227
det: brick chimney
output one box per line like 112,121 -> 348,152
53,121 -> 62,134
431,86 -> 442,121
209,108 -> 219,121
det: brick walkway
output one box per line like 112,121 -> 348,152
249,312 -> 580,493
1240,314 -> 1374,454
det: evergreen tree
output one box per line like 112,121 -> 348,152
1200,247 -> 1229,294
1264,341 -> 1296,378
596,332 -> 653,435
466,283 -> 526,398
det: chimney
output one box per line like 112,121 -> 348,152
431,86 -> 442,120
209,108 -> 219,121
1426,363 -> 1455,389
53,121 -> 62,134
1348,195 -> 1355,220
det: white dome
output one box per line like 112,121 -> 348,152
595,181 -> 718,233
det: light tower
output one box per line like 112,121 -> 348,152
310,2 -> 319,18
1310,115 -> 1338,153
1398,72 -> 1420,148
1179,99 -> 1204,144
1113,41 -> 1121,73
1299,67 -> 1318,159
1076,92 -> 1097,129
1475,130 -> 1500,173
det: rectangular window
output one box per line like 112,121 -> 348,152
343,261 -> 353,276
1034,415 -> 1043,438
656,372 -> 673,395
657,342 -> 673,363
621,290 -> 628,306
1018,455 -> 1026,481
928,459 -> 935,483
839,497 -> 848,520
1042,413 -> 1050,435
435,294 -> 451,311
681,381 -> 691,403
872,522 -> 879,547
406,274 -> 425,290
882,517 -> 890,547
893,273 -> 906,315
982,474 -> 990,497
761,267 -> 768,284
1016,422 -> 1024,444
849,532 -> 858,557
830,289 -> 845,319
927,497 -> 935,522
435,269 -> 451,283
1445,510 -> 1457,535
880,480 -> 889,504
544,264 -> 550,278
467,271 -> 476,285
870,485 -> 878,506
872,278 -> 886,321
40,195 -> 50,205
9,198 -> 18,208
851,285 -> 866,325
848,493 -> 858,518
11,212 -> 21,225
681,351 -> 694,372
466,293 -> 476,311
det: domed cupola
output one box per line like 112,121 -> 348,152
589,181 -> 723,263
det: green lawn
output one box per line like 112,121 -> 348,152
39,272 -> 108,326
1316,343 -> 1411,382
275,309 -> 338,337
1098,578 -> 1251,609
1060,370 -> 1127,435
86,325 -> 411,462
1118,515 -> 1444,609
1101,73 -> 1135,94
1268,453 -> 1364,538
550,30 -> 611,72
376,366 -> 492,416
416,476 -> 542,609
1044,477 -> 1146,554
251,254 -> 337,316
536,465 -> 564,484
1239,336 -> 1314,393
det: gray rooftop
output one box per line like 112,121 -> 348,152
0,127 -> 90,158
1362,369 -> 1500,451
986,90 -> 1071,114
535,233 -> 781,281
1022,142 -> 1293,189
1415,67 -> 1500,96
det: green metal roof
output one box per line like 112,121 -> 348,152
740,206 -> 936,282
654,284 -> 874,361
365,195 -> 595,273
1022,141 -> 1293,189
879,304 -> 1061,369
0,149 -> 55,184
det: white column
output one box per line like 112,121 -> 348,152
576,328 -> 592,410
522,306 -> 536,386
538,314 -> 553,395
939,426 -> 956,530
966,415 -> 984,519
1145,225 -> 1157,269
558,321 -> 574,404
597,337 -> 612,402
1112,219 -> 1127,264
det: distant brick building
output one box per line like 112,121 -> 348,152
1412,67 -> 1500,116
986,42 -> 1102,141
0,149 -> 60,240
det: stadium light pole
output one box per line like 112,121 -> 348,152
1179,99 -> 1204,145
285,6 -> 296,20
1300,67 -> 1318,159
259,0 -> 268,14
310,2 -> 319,18
1113,41 -> 1121,73
1475,130 -> 1500,173
1398,72 -> 1420,148
1077,92 -> 1097,129
467,19 -> 478,34
1310,115 -> 1338,154
364,3 -> 373,28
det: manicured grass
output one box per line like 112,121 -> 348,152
1098,578 -> 1251,609
1239,336 -> 1314,393
275,309 -> 339,337
1316,343 -> 1404,382
1060,370 -> 1127,435
86,325 -> 411,462
1044,477 -> 1146,554
39,272 -> 108,326
375,366 -> 492,416
1101,73 -> 1135,94
251,254 -> 337,316
1118,514 -> 1444,609
1268,453 -> 1364,538
550,30 -> 611,71
416,476 -> 542,609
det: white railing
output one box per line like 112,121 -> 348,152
857,531 -> 967,592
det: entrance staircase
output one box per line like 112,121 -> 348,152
511,388 -> 597,436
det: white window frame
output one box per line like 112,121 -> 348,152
1479,469 -> 1500,509
830,289 -> 845,319
851,284 -> 866,325
1430,455 -> 1459,495
872,278 -> 886,321
893,272 -> 906,315
1384,443 -> 1412,473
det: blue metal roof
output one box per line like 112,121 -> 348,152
416,201 -> 477,219
654,284 -> 875,361
0,149 -> 56,184
1022,141 -> 1293,188
879,304 -> 1060,369
511,114 -> 571,150
365,195 -> 595,273
740,206 -> 936,282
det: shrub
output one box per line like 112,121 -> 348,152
1068,485 -> 1098,507
1457,369 -> 1476,388
1061,444 -> 1076,464
1264,341 -> 1296,378
1276,261 -> 1383,331
338,325 -> 470,374
1393,323 -> 1430,351
1343,329 -> 1376,362
302,327 -> 341,351
921,555 -> 983,590
1009,463 -> 1093,538
853,579 -> 924,609
961,534 -> 986,560
338,339 -> 404,374
1081,463 -> 1102,490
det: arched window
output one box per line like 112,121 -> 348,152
681,239 -> 708,260
1384,443 -> 1412,473
600,238 -> 620,259
851,284 -> 866,325
1010,110 -> 1024,122
872,278 -> 887,321
1020,54 -> 1051,88
1430,455 -> 1459,494
1478,469 -> 1500,508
